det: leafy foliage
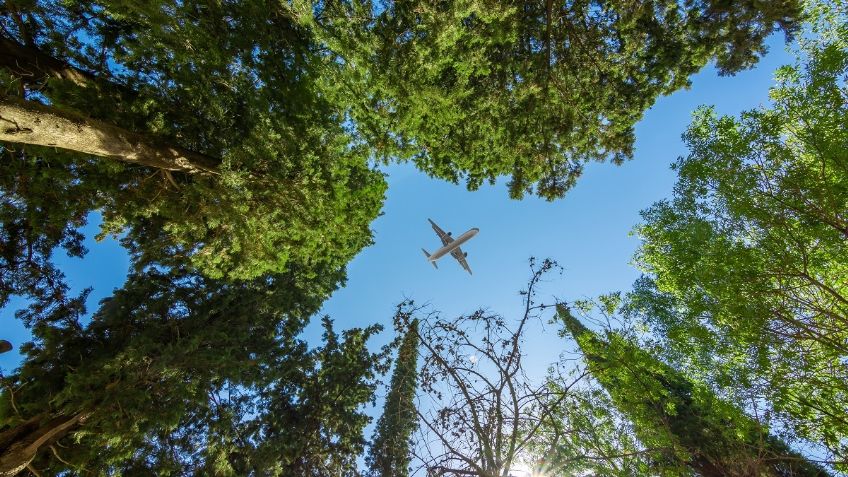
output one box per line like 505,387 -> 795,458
534,374 -> 663,477
0,0 -> 386,284
559,304 -> 831,477
0,1 -> 390,473
630,2 -> 848,468
0,0 -> 837,475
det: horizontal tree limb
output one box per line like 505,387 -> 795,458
0,95 -> 220,173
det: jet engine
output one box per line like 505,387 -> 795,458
464,252 -> 468,257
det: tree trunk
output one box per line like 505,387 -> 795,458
0,37 -> 99,89
0,412 -> 89,476
0,96 -> 219,173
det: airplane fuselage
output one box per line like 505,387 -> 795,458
428,228 -> 479,262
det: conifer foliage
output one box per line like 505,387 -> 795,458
0,263 -> 388,475
368,318 -> 420,477
0,0 -> 386,284
346,0 -> 804,199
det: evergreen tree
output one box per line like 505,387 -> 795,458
0,262 -> 387,475
0,3 -> 389,473
558,304 -> 830,477
0,0 -> 386,285
367,319 -> 419,477
328,0 -> 804,199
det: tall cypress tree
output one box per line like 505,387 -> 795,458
558,304 -> 830,477
367,319 -> 419,477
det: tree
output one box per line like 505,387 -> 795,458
0,95 -> 219,173
399,258 -> 586,477
158,317 -> 390,477
325,0 -> 804,199
532,376 -> 661,477
559,304 -> 831,477
368,318 -> 419,477
630,1 -> 848,468
0,142 -> 105,324
0,3 -> 389,473
0,261 -> 388,475
534,299 -> 669,477
249,318 -> 389,477
0,0 -> 386,284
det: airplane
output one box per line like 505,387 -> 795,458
422,218 -> 479,275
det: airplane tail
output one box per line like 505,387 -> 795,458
421,248 -> 438,269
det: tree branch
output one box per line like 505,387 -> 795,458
0,96 -> 220,174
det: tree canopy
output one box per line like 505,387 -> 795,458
630,2 -> 848,469
0,0 -> 386,286
0,260 -> 389,475
1,0 -> 842,475
0,0 -> 808,309
560,304 -> 830,477
0,3 -> 390,467
336,0 -> 803,199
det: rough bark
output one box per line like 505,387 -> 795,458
0,96 -> 220,173
0,37 -> 98,89
0,412 -> 89,476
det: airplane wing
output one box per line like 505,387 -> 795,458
451,247 -> 473,275
428,218 -> 454,246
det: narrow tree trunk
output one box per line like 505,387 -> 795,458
0,412 -> 89,476
0,96 -> 219,173
0,37 -> 98,89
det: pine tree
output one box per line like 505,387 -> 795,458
558,304 -> 830,477
368,319 -> 419,477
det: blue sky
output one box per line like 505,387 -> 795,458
315,35 -> 797,372
1,36 -> 794,386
